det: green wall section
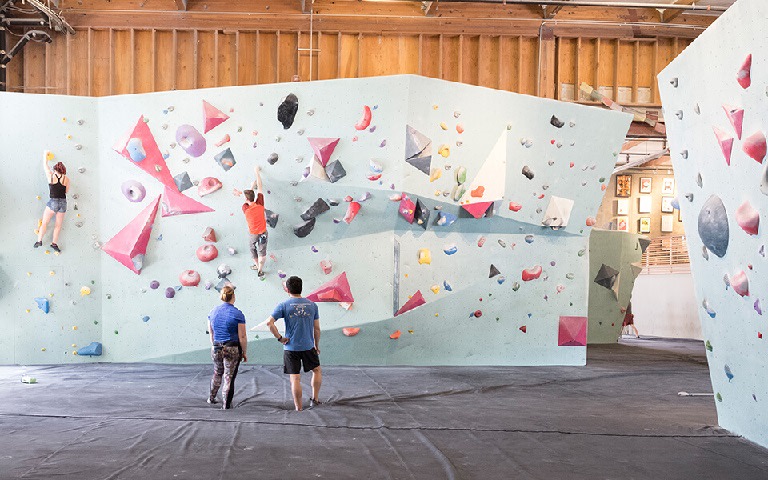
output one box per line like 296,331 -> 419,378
658,0 -> 768,449
0,75 -> 631,366
587,230 -> 646,344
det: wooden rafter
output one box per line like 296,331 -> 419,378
173,0 -> 187,11
663,0 -> 697,23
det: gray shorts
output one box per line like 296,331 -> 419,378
46,198 -> 67,213
249,232 -> 268,259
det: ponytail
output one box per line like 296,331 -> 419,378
220,285 -> 235,303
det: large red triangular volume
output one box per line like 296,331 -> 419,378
102,196 -> 161,274
713,126 -> 734,166
308,137 -> 340,167
722,105 -> 744,139
306,272 -> 354,303
394,290 -> 426,317
557,316 -> 587,347
203,100 -> 230,133
462,201 -> 494,219
160,185 -> 214,217
114,117 -> 179,191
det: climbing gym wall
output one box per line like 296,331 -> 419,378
658,0 -> 768,449
587,230 -> 647,344
0,75 -> 631,366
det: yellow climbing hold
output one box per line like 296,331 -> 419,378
73,351 -> 78,355
408,330 -> 414,334
432,105 -> 439,110
429,168 -> 442,182
49,271 -> 55,276
440,122 -> 448,130
430,284 -> 440,294
80,286 -> 91,296
438,145 -> 450,158
417,248 -> 432,265
27,272 -> 32,276
72,326 -> 78,331
41,347 -> 46,352
434,313 -> 439,317
46,151 -> 55,161
49,293 -> 54,297
36,196 -> 41,201
71,343 -> 76,347
25,309 -> 31,313
45,250 -> 51,255
66,134 -> 72,140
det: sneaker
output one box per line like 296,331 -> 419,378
222,404 -> 231,410
310,398 -> 323,408
34,241 -> 42,248
250,265 -> 259,271
50,243 -> 61,253
207,397 -> 218,404
257,270 -> 265,278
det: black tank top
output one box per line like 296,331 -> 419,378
49,175 -> 67,199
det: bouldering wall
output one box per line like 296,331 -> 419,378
0,75 -> 631,366
658,0 -> 768,449
587,230 -> 647,344
0,93 -> 102,364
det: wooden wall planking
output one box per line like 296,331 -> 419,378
4,26 -> 692,106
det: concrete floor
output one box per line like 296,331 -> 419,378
0,338 -> 766,479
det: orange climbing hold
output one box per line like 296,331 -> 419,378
389,330 -> 401,339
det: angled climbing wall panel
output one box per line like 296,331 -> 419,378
658,0 -> 768,449
0,75 -> 631,366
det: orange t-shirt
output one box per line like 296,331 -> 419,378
242,194 -> 266,234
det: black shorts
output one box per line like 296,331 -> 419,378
283,348 -> 320,374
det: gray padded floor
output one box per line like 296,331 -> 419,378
1,338 -> 767,479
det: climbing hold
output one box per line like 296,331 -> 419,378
713,127 -> 734,166
150,280 -> 160,289
395,290 -> 426,317
196,245 -> 219,262
594,264 -> 620,292
306,272 -> 354,303
443,280 -> 453,291
390,330 -> 401,339
670,77 -> 678,88
174,171 -> 193,192
698,195 -> 729,258
737,54 -> 752,89
265,209 -> 279,228
320,259 -> 333,275
125,138 -> 147,163
198,177 -> 223,196
343,202 -> 361,224
354,105 -> 372,130
675,110 -> 683,120
429,168 -> 442,182
294,218 -> 316,238
489,264 -> 501,278
525,235 -> 534,244
702,299 -> 716,318
79,286 -> 91,296
438,145 -> 450,158
34,297 -> 50,314
550,115 -> 565,128
761,162 -> 768,195
742,131 -> 766,163
414,199 -> 430,229
121,180 -> 146,203
308,137 -> 340,167
202,227 -> 217,242
399,195 -> 416,223
301,198 -> 331,221
497,276 -> 506,285
405,125 -> 432,175
77,342 -> 102,356
722,105 -> 744,139
508,202 -> 522,212
326,161 -> 347,183
267,153 -> 279,165
436,211 -> 457,227
731,270 -> 749,297
214,148 -> 237,171
521,166 -> 534,180
558,316 -> 587,346
142,316 -> 150,322
519,326 -> 527,333
443,244 -> 457,255
735,201 -> 760,235
586,217 -> 596,227
217,264 -> 232,278
430,284 -> 440,294
418,248 -> 432,265
179,270 -> 201,287
165,287 -> 176,298
724,365 -> 734,382
542,196 -> 575,228
472,310 -> 482,318
343,327 -> 361,337
176,124 -> 207,157
702,246 -> 709,260
522,266 -> 542,282
755,299 -> 762,315
277,93 -> 299,129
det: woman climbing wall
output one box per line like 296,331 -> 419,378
34,150 -> 70,253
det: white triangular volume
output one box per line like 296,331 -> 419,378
458,131 -> 508,205
541,196 -> 575,228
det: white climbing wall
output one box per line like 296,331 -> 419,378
0,75 -> 631,366
658,0 -> 768,449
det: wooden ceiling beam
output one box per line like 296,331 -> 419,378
662,0 -> 698,23
173,0 -> 187,11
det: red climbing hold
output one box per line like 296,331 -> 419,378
737,54 -> 752,89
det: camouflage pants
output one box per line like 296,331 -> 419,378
210,345 -> 242,408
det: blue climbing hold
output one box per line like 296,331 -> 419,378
436,211 -> 457,227
126,137 -> 146,163
443,280 -> 453,291
142,315 -> 150,322
34,297 -> 50,314
698,195 -> 729,258
77,342 -> 103,356
724,364 -> 734,382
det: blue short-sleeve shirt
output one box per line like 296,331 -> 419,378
208,303 -> 246,343
271,297 -> 319,351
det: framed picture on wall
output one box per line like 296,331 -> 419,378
661,196 -> 675,213
617,217 -> 629,232
616,175 -> 632,197
662,177 -> 675,195
616,198 -> 629,215
661,215 -> 674,233
638,196 -> 652,214
639,217 -> 651,234
639,177 -> 652,194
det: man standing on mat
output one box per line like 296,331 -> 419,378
242,166 -> 268,277
265,276 -> 322,411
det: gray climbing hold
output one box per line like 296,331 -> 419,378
670,78 -> 678,87
489,264 -> 501,278
174,171 -> 193,192
681,150 -> 688,159
761,161 -> 768,196
414,199 -> 430,230
675,110 -> 683,120
698,195 -> 729,258
522,166 -> 534,180
702,246 -> 709,260
294,218 -> 316,238
694,104 -> 701,115
325,160 -> 347,183
638,238 -> 651,254
267,153 -> 279,165
301,198 -> 330,221
264,210 -> 279,228
696,173 -> 703,188
685,193 -> 694,202
550,115 -> 565,128
277,93 -> 299,129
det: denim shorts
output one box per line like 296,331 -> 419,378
46,198 -> 67,213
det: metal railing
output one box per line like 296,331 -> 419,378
640,235 -> 691,274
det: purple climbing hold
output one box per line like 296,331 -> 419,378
150,280 -> 160,289
755,299 -> 763,315
165,287 -> 175,298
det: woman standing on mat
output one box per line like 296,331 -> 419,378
208,286 -> 248,409
34,150 -> 70,253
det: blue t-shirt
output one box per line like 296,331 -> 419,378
271,297 -> 319,351
208,303 -> 246,343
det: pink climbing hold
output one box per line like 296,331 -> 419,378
215,134 -> 231,147
731,270 -> 749,297
196,244 -> 219,262
203,100 -> 230,133
586,217 -> 597,227
508,202 -> 523,212
202,227 -> 217,242
462,201 -> 494,219
558,316 -> 587,347
344,201 -> 361,224
735,201 -> 760,235
306,272 -> 354,303
342,327 -> 361,337
394,290 -> 426,317
399,194 -> 416,223
308,137 -> 340,167
723,105 -> 744,139
742,131 -> 766,164
354,105 -> 372,131
102,196 -> 161,275
519,325 -> 527,333
161,185 -> 214,217
522,266 -> 543,282
320,259 -> 333,275
198,177 -> 223,196
179,270 -> 201,287
713,126 -> 734,166
737,54 -> 752,89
